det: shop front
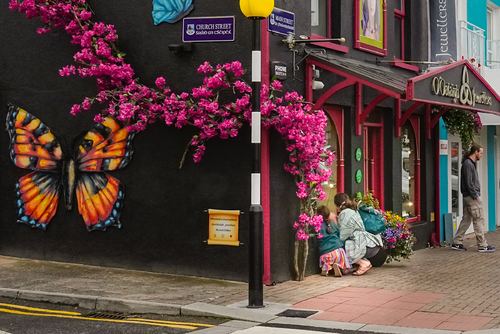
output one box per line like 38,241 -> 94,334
410,61 -> 500,244
305,54 -> 500,249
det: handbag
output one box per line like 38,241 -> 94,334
357,204 -> 386,235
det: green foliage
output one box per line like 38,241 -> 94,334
355,190 -> 380,209
442,108 -> 482,151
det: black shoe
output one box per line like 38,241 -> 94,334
451,244 -> 467,251
478,245 -> 496,252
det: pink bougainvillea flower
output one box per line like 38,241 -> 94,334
155,77 -> 166,90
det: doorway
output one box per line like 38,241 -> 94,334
448,136 -> 473,235
363,124 -> 384,208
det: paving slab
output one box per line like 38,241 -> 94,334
218,320 -> 261,329
0,288 -> 19,299
182,302 -> 277,323
95,297 -> 181,315
191,327 -> 239,334
360,324 -> 461,334
267,316 -> 365,331
16,290 -> 97,310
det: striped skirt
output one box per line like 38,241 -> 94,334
319,248 -> 351,272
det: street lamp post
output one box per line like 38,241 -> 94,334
239,0 -> 274,309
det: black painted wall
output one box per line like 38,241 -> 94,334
0,0 -> 308,282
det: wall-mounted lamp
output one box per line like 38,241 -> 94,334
312,80 -> 324,90
283,33 -> 345,49
168,43 -> 192,56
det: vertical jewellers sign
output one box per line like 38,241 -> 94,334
429,0 -> 457,62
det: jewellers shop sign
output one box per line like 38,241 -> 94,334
431,67 -> 492,106
408,61 -> 500,114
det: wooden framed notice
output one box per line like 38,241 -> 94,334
207,209 -> 240,246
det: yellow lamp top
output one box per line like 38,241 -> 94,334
240,0 -> 275,18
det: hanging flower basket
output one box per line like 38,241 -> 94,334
441,108 -> 482,151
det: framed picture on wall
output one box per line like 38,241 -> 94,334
354,0 -> 387,56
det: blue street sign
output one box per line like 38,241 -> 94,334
267,8 -> 295,36
183,16 -> 235,43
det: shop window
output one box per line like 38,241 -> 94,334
317,114 -> 339,209
392,1 -> 418,71
311,0 -> 329,37
401,119 -> 420,221
486,2 -> 500,69
394,0 -> 405,61
310,0 -> 348,52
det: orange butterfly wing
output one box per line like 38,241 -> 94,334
7,104 -> 63,230
15,172 -> 61,229
73,116 -> 136,231
75,173 -> 124,231
7,104 -> 63,171
76,117 -> 135,172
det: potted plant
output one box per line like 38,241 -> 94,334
356,192 -> 417,265
382,211 -> 417,263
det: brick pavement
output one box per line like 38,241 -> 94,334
209,229 -> 500,330
1,229 -> 500,331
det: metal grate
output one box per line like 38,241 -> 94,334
84,311 -> 127,320
277,309 -> 318,318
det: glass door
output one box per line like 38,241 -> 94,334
449,136 -> 473,235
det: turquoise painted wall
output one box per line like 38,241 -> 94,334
487,126 -> 496,232
468,0 -> 487,31
439,119 -> 448,242
492,0 -> 500,8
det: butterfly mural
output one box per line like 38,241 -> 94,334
6,103 -> 136,232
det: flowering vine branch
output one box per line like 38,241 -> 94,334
10,0 -> 334,280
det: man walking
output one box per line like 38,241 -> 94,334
452,143 -> 495,252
